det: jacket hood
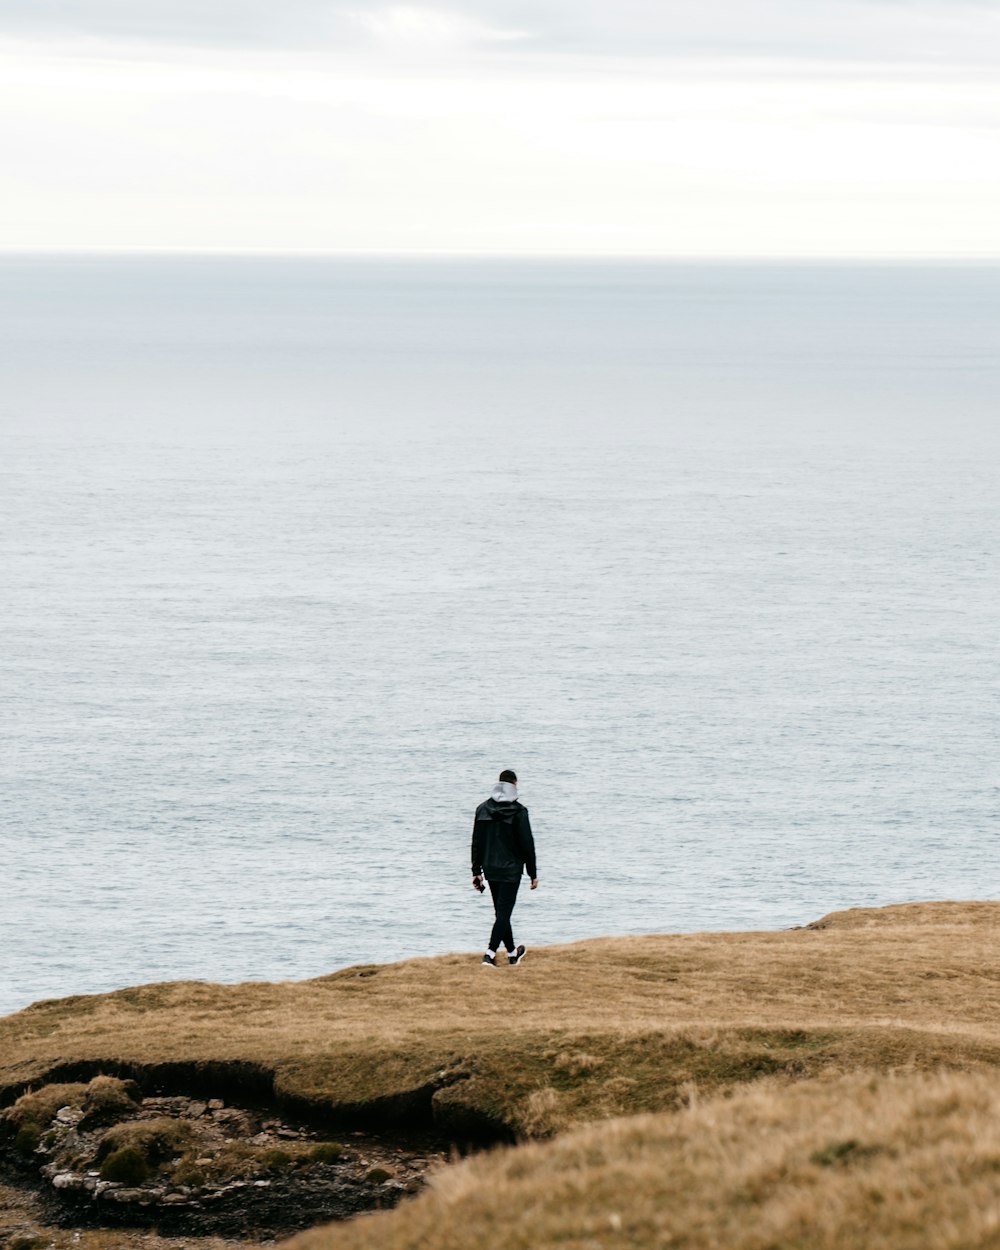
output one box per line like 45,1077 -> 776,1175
491,781 -> 518,802
482,795 -> 519,824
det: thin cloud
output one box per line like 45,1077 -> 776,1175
0,0 -> 359,47
1,0 -> 999,66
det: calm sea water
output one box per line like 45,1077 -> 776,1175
2,257 -> 999,1018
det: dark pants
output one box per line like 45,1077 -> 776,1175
487,879 -> 521,953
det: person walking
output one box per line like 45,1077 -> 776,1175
471,769 -> 538,967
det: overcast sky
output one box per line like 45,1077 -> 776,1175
2,1 -> 999,254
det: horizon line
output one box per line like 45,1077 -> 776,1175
1,246 -> 999,263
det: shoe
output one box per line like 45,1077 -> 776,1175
481,953 -> 497,967
508,945 -> 526,967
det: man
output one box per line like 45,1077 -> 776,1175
471,769 -> 538,967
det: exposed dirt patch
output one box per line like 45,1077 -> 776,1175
1,1076 -> 453,1241
0,1053 -> 503,1143
1,1177 -> 244,1250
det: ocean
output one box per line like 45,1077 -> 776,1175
2,255 -> 998,1017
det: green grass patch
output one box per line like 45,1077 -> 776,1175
262,1148 -> 293,1172
14,1125 -> 40,1157
99,1145 -> 150,1185
171,1160 -> 207,1188
96,1117 -> 192,1167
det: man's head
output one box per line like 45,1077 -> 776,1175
498,769 -> 517,785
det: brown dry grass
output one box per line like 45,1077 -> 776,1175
286,1068 -> 1000,1250
1,1084 -> 88,1132
4,902 -> 1000,1249
4,901 -> 1000,1133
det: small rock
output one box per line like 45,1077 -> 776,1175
185,1100 -> 208,1118
252,1179 -> 272,1188
213,1108 -> 254,1134
195,1156 -> 213,1166
162,1193 -> 190,1204
52,1172 -> 84,1190
55,1107 -> 83,1126
108,1187 -> 147,1203
207,1099 -> 224,1110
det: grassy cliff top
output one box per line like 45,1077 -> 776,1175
288,1066 -> 1000,1250
4,901 -> 1000,1138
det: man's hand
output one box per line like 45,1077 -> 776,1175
530,878 -> 539,890
472,874 -> 485,893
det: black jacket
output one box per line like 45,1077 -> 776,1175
471,799 -> 537,884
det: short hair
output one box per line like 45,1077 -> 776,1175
498,769 -> 517,784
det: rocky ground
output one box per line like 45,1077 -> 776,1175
0,1076 -> 448,1245
1,1178 -> 244,1250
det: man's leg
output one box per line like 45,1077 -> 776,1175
489,880 -> 520,952
487,881 -> 505,953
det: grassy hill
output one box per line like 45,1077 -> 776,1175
288,1067 -> 1000,1250
4,901 -> 1000,1248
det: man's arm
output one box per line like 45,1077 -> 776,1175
518,808 -> 537,884
471,812 -> 483,879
